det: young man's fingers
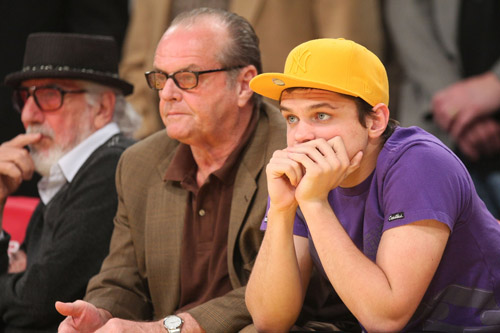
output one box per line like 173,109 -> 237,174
346,150 -> 363,176
288,140 -> 335,164
268,159 -> 303,186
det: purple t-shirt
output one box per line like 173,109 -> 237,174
262,126 -> 500,331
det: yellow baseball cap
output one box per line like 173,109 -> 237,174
250,38 -> 389,107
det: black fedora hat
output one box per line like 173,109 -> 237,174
4,32 -> 133,96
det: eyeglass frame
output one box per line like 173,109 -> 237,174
12,85 -> 88,113
144,66 -> 244,91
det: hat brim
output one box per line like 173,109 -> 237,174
250,72 -> 360,102
4,70 -> 134,96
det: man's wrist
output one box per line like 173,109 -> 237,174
97,308 -> 113,324
163,314 -> 183,332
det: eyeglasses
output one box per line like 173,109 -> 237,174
145,66 -> 243,91
13,85 -> 87,112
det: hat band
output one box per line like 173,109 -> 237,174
21,65 -> 120,78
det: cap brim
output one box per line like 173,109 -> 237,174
250,72 -> 359,101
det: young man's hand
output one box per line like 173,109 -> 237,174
286,137 -> 362,203
266,148 -> 303,212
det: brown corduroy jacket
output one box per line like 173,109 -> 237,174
84,103 -> 286,332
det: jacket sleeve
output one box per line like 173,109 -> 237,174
0,148 -> 122,330
84,153 -> 154,320
187,287 -> 250,332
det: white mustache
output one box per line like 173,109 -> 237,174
26,125 -> 54,139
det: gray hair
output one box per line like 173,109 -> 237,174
80,80 -> 141,137
170,7 -> 262,107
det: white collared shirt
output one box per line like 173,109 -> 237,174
37,122 -> 120,205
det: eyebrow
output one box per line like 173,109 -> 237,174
280,102 -> 338,113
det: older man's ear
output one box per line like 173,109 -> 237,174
237,65 -> 258,108
93,91 -> 116,129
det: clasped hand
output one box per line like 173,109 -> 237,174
266,137 -> 363,210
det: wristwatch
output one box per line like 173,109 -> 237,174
163,315 -> 184,333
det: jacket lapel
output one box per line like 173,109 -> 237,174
226,109 -> 269,287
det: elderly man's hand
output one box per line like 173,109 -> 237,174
8,249 -> 27,273
56,300 -> 112,332
0,133 -> 41,202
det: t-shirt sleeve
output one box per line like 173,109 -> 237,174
380,141 -> 472,233
260,196 -> 309,237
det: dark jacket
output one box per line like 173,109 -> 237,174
0,133 -> 134,332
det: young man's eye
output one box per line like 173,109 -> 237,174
287,115 -> 298,124
317,113 -> 330,120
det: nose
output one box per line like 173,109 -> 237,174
292,121 -> 316,144
159,77 -> 182,102
20,96 -> 44,126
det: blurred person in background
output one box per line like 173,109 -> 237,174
385,0 -> 500,217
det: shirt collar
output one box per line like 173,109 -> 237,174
58,122 -> 120,182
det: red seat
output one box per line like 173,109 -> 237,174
3,196 -> 40,253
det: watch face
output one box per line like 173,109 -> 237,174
164,315 -> 182,329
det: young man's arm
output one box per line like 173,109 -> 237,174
289,137 -> 450,332
302,202 -> 449,331
245,148 -> 314,331
246,212 -> 313,332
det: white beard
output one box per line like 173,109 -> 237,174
26,125 -> 64,177
26,124 -> 94,177
30,146 -> 65,178
25,103 -> 96,177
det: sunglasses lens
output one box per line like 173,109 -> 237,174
35,88 -> 62,111
146,72 -> 167,90
173,72 -> 197,89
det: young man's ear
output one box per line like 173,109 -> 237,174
236,65 -> 258,108
93,91 -> 116,129
367,103 -> 390,139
